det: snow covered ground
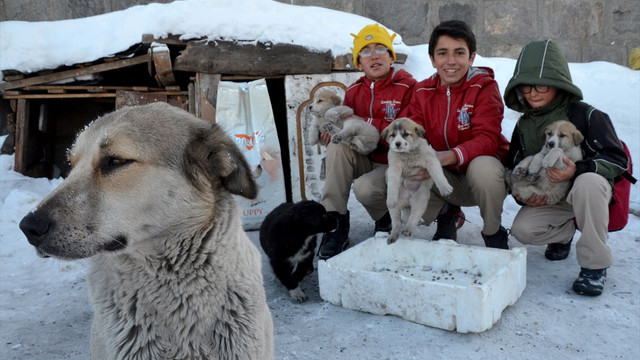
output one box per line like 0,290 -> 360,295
1,0 -> 639,359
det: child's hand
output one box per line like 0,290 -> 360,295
547,156 -> 576,183
320,132 -> 332,146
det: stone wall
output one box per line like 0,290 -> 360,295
1,0 -> 638,66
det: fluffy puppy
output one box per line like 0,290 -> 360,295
382,118 -> 453,244
307,88 -> 380,155
506,120 -> 584,205
259,200 -> 337,302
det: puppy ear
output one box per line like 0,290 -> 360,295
414,123 -> 426,138
184,124 -> 258,199
381,124 -> 391,140
331,94 -> 342,106
573,129 -> 584,145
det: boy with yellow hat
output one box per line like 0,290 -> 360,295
318,24 -> 416,260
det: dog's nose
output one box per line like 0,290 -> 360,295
395,141 -> 402,148
547,141 -> 555,148
19,212 -> 52,247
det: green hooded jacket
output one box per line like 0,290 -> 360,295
503,39 -> 627,185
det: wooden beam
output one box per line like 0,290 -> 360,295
0,55 -> 149,92
174,40 -> 333,75
2,91 -> 186,100
195,73 -> 220,123
14,99 -> 29,175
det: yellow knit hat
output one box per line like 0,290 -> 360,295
351,24 -> 397,68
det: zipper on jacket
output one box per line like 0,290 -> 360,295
369,82 -> 375,119
444,86 -> 451,149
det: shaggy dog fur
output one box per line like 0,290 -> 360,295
19,102 -> 274,360
506,120 -> 584,205
307,88 -> 380,155
382,118 -> 453,244
259,200 -> 337,302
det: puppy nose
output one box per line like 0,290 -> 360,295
395,141 -> 402,147
19,212 -> 52,247
547,141 -> 555,148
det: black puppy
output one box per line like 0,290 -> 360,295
259,200 -> 337,302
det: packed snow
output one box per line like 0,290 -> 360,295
1,0 -> 638,359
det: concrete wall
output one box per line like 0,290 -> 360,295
1,0 -> 638,66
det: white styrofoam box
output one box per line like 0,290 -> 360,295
318,235 -> 527,333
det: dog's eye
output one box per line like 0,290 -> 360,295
100,156 -> 132,174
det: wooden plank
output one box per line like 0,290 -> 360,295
174,40 -> 333,75
195,73 -> 220,123
0,55 -> 149,92
2,91 -> 186,100
152,47 -> 176,86
14,99 -> 29,175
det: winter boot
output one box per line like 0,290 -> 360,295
572,268 -> 607,296
432,204 -> 465,241
374,212 -> 392,233
318,211 -> 350,260
545,238 -> 573,261
481,226 -> 509,249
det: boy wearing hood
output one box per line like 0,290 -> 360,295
400,20 -> 511,248
317,24 -> 417,260
503,40 -> 629,296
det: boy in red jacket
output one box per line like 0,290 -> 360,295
407,20 -> 511,248
318,24 -> 417,259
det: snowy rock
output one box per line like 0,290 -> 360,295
318,235 -> 527,333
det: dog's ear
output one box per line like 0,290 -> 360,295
414,123 -> 426,138
381,124 -> 391,140
331,94 -> 342,106
185,124 -> 258,199
572,129 -> 584,145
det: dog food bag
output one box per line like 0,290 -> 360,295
216,79 -> 286,230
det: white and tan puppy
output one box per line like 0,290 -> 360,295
506,120 -> 584,205
308,88 -> 380,155
382,118 -> 453,244
19,102 -> 274,360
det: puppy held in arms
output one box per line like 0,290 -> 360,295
307,88 -> 380,155
506,120 -> 584,205
382,118 -> 453,244
259,200 -> 337,302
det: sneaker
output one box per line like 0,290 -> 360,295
481,226 -> 509,249
573,268 -> 607,296
545,239 -> 573,261
318,211 -> 350,260
374,212 -> 392,233
432,204 -> 465,241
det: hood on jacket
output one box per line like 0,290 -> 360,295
503,39 -> 583,112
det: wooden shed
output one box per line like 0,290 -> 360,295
0,34 -> 406,202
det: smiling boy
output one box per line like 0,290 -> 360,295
407,20 -> 511,248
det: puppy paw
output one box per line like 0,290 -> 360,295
437,183 -> 454,196
325,109 -> 341,122
513,167 -> 527,179
321,122 -> 334,132
526,173 -> 541,183
331,134 -> 342,144
288,287 -> 308,302
387,232 -> 399,244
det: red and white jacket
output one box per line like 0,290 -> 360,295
343,67 -> 417,164
408,66 -> 510,173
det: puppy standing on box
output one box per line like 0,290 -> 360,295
382,118 -> 453,244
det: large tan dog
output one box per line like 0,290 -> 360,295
506,120 -> 584,205
19,102 -> 274,360
382,118 -> 453,244
307,88 -> 380,155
